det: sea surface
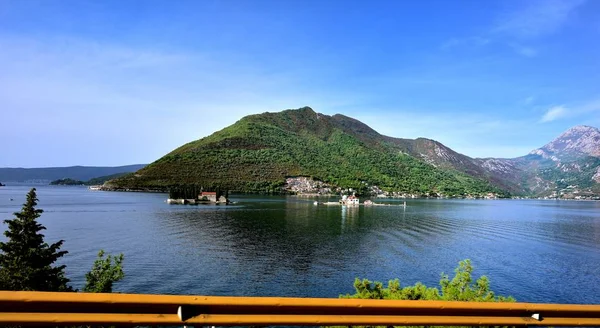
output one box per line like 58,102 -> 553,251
0,185 -> 599,304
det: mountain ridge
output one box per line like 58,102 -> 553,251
528,125 -> 600,160
109,107 -> 507,197
108,107 -> 600,199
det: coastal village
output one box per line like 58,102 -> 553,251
546,186 -> 600,200
284,177 -> 600,200
284,177 -> 501,199
87,176 -> 599,201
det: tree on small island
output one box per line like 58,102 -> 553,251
50,178 -> 86,185
0,188 -> 124,292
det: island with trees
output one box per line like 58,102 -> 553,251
50,172 -> 132,186
50,178 -> 86,186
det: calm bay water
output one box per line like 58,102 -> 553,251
0,185 -> 599,304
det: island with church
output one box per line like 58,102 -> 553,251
166,186 -> 230,205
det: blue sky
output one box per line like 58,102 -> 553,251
1,0 -> 599,167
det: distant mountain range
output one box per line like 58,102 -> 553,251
510,126 -> 600,197
394,124 -> 600,198
0,164 -> 146,183
106,107 -> 600,198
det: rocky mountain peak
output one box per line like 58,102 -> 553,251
529,125 -> 600,159
557,125 -> 599,139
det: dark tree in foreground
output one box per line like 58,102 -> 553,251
0,188 -> 72,291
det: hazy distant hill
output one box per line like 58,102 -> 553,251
0,164 -> 146,183
48,172 -> 134,186
109,107 -> 506,197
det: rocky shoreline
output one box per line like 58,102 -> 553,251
92,177 -> 599,200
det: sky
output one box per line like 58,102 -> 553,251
1,0 -> 599,167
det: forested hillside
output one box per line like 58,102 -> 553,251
109,107 -> 506,197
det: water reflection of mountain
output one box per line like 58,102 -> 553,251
151,196 -> 467,297
154,199 -> 376,297
147,196 -> 600,304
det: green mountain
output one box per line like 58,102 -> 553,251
85,172 -> 133,185
109,107 -> 506,197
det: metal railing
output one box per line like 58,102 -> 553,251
1,291 -> 599,326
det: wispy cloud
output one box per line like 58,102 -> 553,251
493,0 -> 586,39
541,106 -> 568,122
442,0 -> 586,57
522,96 -> 536,105
540,99 -> 600,123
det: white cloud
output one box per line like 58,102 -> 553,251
539,100 -> 600,123
443,0 -> 585,57
494,0 -> 586,39
440,37 -> 490,50
510,44 -> 538,57
541,106 -> 568,122
523,96 -> 536,105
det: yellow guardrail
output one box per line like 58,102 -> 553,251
1,291 -> 599,326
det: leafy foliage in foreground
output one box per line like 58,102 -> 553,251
83,250 -> 125,293
338,259 -> 515,328
109,107 -> 508,197
342,259 -> 514,302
